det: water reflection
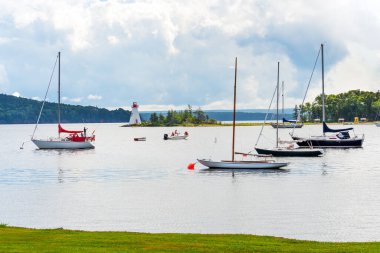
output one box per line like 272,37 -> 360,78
199,168 -> 290,175
58,167 -> 64,183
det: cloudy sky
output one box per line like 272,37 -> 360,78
0,0 -> 379,111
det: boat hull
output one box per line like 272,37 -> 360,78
255,147 -> 323,157
197,159 -> 288,169
164,135 -> 188,140
291,136 -> 363,148
32,139 -> 94,149
271,123 -> 303,129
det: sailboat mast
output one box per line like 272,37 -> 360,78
276,62 -> 279,148
58,51 -> 61,137
321,43 -> 325,124
232,57 -> 237,162
282,81 -> 284,121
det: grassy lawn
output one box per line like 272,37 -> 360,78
0,225 -> 379,252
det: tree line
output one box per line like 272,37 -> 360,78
0,94 -> 131,124
296,90 -> 380,122
145,105 -> 218,126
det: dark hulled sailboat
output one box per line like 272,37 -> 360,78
291,44 -> 364,148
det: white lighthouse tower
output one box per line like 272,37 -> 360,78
129,102 -> 142,125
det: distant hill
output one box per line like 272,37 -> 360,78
140,111 -> 293,122
0,94 -> 131,124
203,111 -> 292,121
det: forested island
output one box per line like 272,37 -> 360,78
143,106 -> 218,126
297,90 -> 380,122
0,94 -> 131,124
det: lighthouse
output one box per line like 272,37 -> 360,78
129,102 -> 142,125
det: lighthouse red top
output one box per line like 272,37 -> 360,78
132,102 -> 139,109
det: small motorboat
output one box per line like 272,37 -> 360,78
164,131 -> 189,140
134,137 -> 146,141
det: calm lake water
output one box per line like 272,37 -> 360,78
0,123 -> 379,242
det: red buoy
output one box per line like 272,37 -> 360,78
187,163 -> 195,170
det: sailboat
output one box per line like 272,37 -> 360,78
255,62 -> 323,157
197,58 -> 288,169
271,81 -> 303,129
291,44 -> 364,148
31,52 -> 95,149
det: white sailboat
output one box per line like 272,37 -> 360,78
31,52 -> 95,149
197,58 -> 288,170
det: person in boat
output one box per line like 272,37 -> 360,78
171,132 -> 174,136
83,127 -> 87,137
337,131 -> 350,139
184,131 -> 189,136
287,143 -> 294,150
174,129 -> 178,135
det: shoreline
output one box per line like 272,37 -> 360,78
0,226 -> 379,252
121,122 -> 379,127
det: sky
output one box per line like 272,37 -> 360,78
0,0 -> 379,111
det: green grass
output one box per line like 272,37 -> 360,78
0,226 -> 379,252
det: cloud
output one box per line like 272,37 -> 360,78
62,96 -> 82,103
12,91 -> 21,97
325,42 -> 380,94
0,0 -> 380,110
87,94 -> 102,100
138,104 -> 189,112
107,36 -> 119,45
0,37 -> 17,45
0,65 -> 10,90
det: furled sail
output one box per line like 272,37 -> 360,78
282,118 -> 297,123
323,122 -> 353,133
58,124 -> 83,134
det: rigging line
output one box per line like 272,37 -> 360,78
254,84 -> 277,148
31,54 -> 59,140
291,46 -> 321,135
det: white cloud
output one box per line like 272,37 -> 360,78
1,0 -> 380,109
107,35 -> 119,45
70,97 -> 82,103
325,42 -> 380,94
0,65 -> 9,88
132,104 -> 189,112
61,96 -> 82,103
0,37 -> 16,45
12,91 -> 21,97
87,94 -> 102,100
